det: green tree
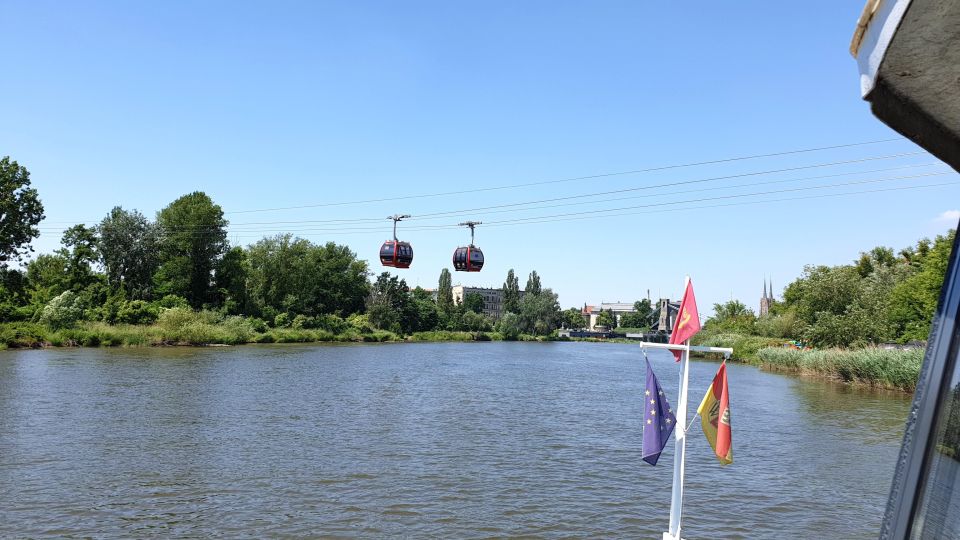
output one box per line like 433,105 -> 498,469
0,267 -> 30,321
561,307 -> 586,329
57,224 -> 99,291
855,246 -> 897,278
463,292 -> 484,313
97,207 -> 160,299
518,287 -> 561,335
155,192 -> 229,308
26,253 -> 70,307
39,290 -> 84,330
502,268 -> 521,314
783,264 -> 862,326
595,309 -> 616,329
497,312 -> 522,340
526,270 -> 542,296
245,235 -> 369,318
367,272 -> 415,334
411,287 -> 439,332
215,246 -> 248,314
0,157 -> 44,265
707,300 -> 756,334
437,268 -> 454,315
620,299 -> 656,329
888,230 -> 956,341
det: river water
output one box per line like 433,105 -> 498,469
0,342 -> 911,538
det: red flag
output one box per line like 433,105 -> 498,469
668,278 -> 701,360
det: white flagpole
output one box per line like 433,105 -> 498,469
665,341 -> 691,540
665,276 -> 692,540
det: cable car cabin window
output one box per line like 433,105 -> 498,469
379,243 -> 395,265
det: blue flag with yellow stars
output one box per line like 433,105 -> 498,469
642,358 -> 677,466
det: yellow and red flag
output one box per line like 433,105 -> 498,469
697,362 -> 733,465
668,278 -> 701,360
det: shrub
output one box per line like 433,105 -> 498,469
274,312 -> 291,328
157,307 -> 197,336
291,314 -> 312,329
116,300 -> 159,325
497,312 -> 521,340
156,295 -> 190,310
0,322 -> 48,347
39,291 -> 84,330
247,317 -> 268,333
316,314 -> 349,334
347,313 -> 372,333
692,332 -> 782,362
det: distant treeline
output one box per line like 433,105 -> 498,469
0,158 -> 574,339
701,229 -> 956,348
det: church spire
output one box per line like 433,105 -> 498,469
763,279 -> 767,300
769,278 -> 773,301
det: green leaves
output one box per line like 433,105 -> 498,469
245,234 -> 370,318
155,192 -> 228,308
0,157 -> 44,265
98,207 -> 160,299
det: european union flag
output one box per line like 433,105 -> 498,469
642,358 -> 677,466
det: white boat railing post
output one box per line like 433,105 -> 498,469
634,339 -> 731,540
664,341 -> 691,540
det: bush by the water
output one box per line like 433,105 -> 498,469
692,332 -> 782,362
755,346 -> 923,391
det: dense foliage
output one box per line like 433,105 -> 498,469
0,157 -> 45,265
0,161 -> 568,343
700,230 -> 956,348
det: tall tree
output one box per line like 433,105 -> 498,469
215,246 -> 248,314
58,224 -> 99,291
561,307 -> 586,329
245,235 -> 369,318
367,272 -> 416,334
518,287 -> 560,335
26,253 -> 70,306
0,157 -> 44,265
155,192 -> 228,308
502,268 -> 520,314
463,292 -> 484,314
98,207 -> 160,299
437,268 -> 454,314
888,230 -> 956,341
525,270 -> 542,296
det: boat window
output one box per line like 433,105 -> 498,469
912,362 -> 960,538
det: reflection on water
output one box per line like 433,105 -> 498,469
0,343 -> 911,538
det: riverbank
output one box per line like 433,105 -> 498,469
0,322 -> 923,392
0,322 -> 560,349
754,346 -> 923,392
689,331 -> 923,392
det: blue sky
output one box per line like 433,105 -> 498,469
3,1 -> 958,314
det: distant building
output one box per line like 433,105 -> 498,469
759,278 -> 774,317
451,285 -> 524,320
583,302 -> 638,330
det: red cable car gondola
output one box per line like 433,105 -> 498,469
380,214 -> 413,269
452,221 -> 484,272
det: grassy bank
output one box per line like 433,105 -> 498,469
690,332 -> 783,362
755,346 -> 923,391
0,321 -> 559,349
